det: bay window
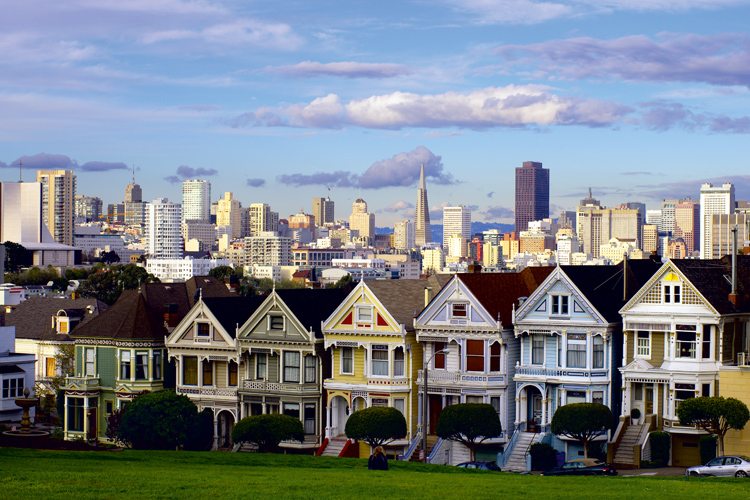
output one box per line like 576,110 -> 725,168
677,325 -> 697,358
135,352 -> 148,380
228,361 -> 238,386
120,350 -> 131,380
434,342 -> 446,369
256,353 -> 267,379
153,351 -> 162,380
304,356 -> 316,383
490,343 -> 501,371
394,348 -> 405,377
466,339 -> 484,372
284,351 -> 301,383
202,360 -> 213,386
531,335 -> 544,365
341,347 -> 353,374
593,336 -> 604,368
371,345 -> 389,376
636,331 -> 650,357
183,356 -> 197,385
566,334 -> 586,368
85,348 -> 95,376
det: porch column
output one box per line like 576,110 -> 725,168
541,397 -> 548,427
515,392 -> 521,425
325,404 -> 331,439
240,402 -> 246,419
212,411 -> 219,449
653,383 -> 660,420
63,395 -> 69,437
83,397 -> 90,437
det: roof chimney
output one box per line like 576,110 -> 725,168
729,226 -> 739,307
424,287 -> 433,307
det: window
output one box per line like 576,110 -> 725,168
552,296 -> 569,315
592,391 -> 604,405
228,361 -> 238,386
283,402 -> 300,419
105,400 -> 114,415
531,335 -> 544,365
593,336 -> 604,368
197,323 -> 210,337
120,350 -> 131,380
304,403 -> 316,435
702,325 -> 712,359
2,377 -> 23,399
675,384 -> 696,410
491,396 -> 501,417
85,348 -> 95,376
202,360 -> 213,386
284,351 -> 300,382
371,345 -> 389,376
677,325 -> 697,358
451,303 -> 467,317
304,356 -> 316,383
357,306 -> 373,323
490,343 -> 501,372
394,348 -> 405,377
636,331 -> 650,357
67,397 -> 84,432
153,351 -> 162,380
270,315 -> 284,331
434,342 -> 446,369
256,353 -> 267,379
634,383 -> 643,401
567,391 -> 586,404
372,398 -> 388,407
341,347 -> 354,374
394,399 -> 405,417
135,352 -> 148,380
664,285 -> 682,304
466,339 -> 484,372
466,395 -> 483,404
46,357 -> 56,378
566,334 -> 586,368
702,383 -> 711,397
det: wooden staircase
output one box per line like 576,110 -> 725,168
613,424 -> 643,467
409,435 -> 439,461
320,437 -> 349,457
502,432 -> 540,472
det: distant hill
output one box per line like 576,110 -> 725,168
375,222 -> 515,242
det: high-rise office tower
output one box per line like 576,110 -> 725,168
394,220 -> 415,250
558,210 -> 576,230
576,188 -> 602,252
36,169 -> 76,245
646,209 -> 662,233
145,198 -> 183,259
74,195 -> 103,223
515,161 -> 549,233
312,196 -> 335,227
660,199 -> 680,235
674,200 -> 700,256
415,163 -> 432,246
579,207 -> 642,258
217,192 -> 242,239
349,198 -> 375,243
442,205 -> 471,249
642,224 -> 658,255
125,165 -> 142,203
182,179 -> 211,222
700,183 -> 735,259
242,203 -> 276,237
709,213 -> 750,259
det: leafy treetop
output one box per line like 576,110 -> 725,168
232,414 -> 304,453
550,403 -> 612,458
345,406 -> 407,447
678,396 -> 750,456
436,403 -> 502,461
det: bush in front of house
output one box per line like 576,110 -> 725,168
530,442 -> 558,471
345,406 -> 407,448
699,435 -> 717,465
232,413 -> 304,453
118,390 -> 202,450
648,431 -> 670,466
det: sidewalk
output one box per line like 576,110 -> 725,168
618,467 -> 685,477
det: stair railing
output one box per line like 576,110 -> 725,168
399,431 -> 421,460
497,427 -> 521,467
427,438 -> 444,464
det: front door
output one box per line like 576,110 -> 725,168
645,387 -> 654,415
87,408 -> 97,440
429,395 -> 443,434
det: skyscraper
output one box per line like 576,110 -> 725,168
442,205 -> 471,250
36,169 -> 76,245
349,198 -> 375,243
145,198 -> 183,259
217,192 -> 241,238
182,179 -> 211,222
515,161 -> 549,233
394,220 -> 415,250
415,163 -> 431,246
700,183 -> 735,259
312,196 -> 334,227
74,195 -> 103,223
674,200 -> 700,256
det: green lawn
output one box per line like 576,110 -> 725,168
1,448 -> 748,500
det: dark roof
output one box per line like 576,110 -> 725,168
457,267 -> 555,325
366,275 -> 446,330
71,279 -> 232,341
202,296 -> 266,338
4,298 -> 108,341
276,289 -> 348,338
561,259 -> 661,322
671,255 -> 750,314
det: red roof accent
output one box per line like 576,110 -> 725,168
341,311 -> 353,325
376,313 -> 388,327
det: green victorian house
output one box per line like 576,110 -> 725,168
62,278 -> 233,441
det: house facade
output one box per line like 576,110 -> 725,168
415,267 -> 553,464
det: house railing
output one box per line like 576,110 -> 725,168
515,366 -> 608,378
65,376 -> 100,389
177,387 -> 238,397
241,380 -> 319,393
417,370 -> 505,386
738,352 -> 750,367
399,432 -> 421,461
497,427 -> 521,467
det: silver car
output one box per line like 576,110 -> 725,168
686,455 -> 750,477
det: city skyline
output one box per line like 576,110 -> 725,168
2,1 -> 750,227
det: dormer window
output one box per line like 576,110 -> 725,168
197,323 -> 210,337
57,317 -> 70,334
664,285 -> 681,303
451,303 -> 468,318
551,295 -> 569,315
269,315 -> 284,331
356,306 -> 373,323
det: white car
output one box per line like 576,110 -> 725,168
686,456 -> 750,477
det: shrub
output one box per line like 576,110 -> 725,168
345,406 -> 407,448
699,435 -> 717,465
550,403 -> 612,458
185,409 -> 215,451
630,408 -> 641,420
118,391 -> 201,450
232,414 -> 304,453
436,403 -> 502,462
649,431 -> 670,466
529,442 -> 557,471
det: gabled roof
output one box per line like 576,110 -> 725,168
275,289 -> 348,338
4,297 -> 108,341
201,296 -> 266,338
670,255 -> 750,314
185,275 -> 235,306
456,267 -> 554,325
365,275 -> 450,330
561,259 -> 661,322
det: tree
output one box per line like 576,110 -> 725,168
208,265 -> 237,280
344,406 -> 407,449
77,264 -> 160,305
231,414 -> 304,453
118,391 -> 201,449
550,403 -> 612,458
326,273 -> 354,292
435,403 -> 502,461
677,396 -> 750,456
100,250 -> 120,264
3,241 -> 31,273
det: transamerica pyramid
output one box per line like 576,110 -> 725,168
415,162 -> 431,246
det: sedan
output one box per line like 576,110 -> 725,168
456,461 -> 502,471
540,458 -> 617,476
686,456 -> 750,477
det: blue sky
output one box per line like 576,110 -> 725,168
2,0 -> 750,227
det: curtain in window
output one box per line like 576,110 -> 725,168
120,351 -> 132,380
394,348 -> 404,376
183,356 -> 197,385
593,337 -> 604,368
371,348 -> 388,376
284,351 -> 300,382
567,343 -> 586,368
304,356 -> 316,383
341,347 -> 353,373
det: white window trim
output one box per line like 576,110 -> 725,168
449,302 -> 469,319
195,321 -> 211,337
256,353 -> 267,380
370,344 -> 390,378
268,314 -> 285,332
355,305 -> 374,326
340,347 -> 354,375
635,331 -> 651,359
550,294 -> 571,316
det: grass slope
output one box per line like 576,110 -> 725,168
1,448 -> 747,500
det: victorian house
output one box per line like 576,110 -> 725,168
321,276 -> 449,458
415,267 -> 553,465
512,261 -> 659,464
613,255 -> 750,467
62,277 -> 232,442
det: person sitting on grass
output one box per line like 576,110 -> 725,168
368,446 -> 388,470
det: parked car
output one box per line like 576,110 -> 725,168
456,461 -> 502,471
686,456 -> 750,477
540,458 -> 617,476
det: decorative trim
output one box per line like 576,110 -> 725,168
74,338 -> 164,347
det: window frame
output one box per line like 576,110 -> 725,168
593,336 -> 604,369
371,345 -> 389,377
434,342 -> 446,369
256,353 -> 267,380
284,351 -> 301,383
566,334 -> 586,368
466,339 -> 485,372
2,377 -> 24,399
341,347 -> 354,375
304,355 -> 316,383
393,347 -> 405,377
135,351 -> 149,380
196,322 -> 210,337
120,350 -> 132,380
636,331 -> 651,358
551,295 -> 570,316
228,360 -> 238,386
269,315 -> 285,331
356,306 -> 373,324
202,359 -> 214,386
85,347 -> 96,377
450,302 -> 468,318
153,350 -> 162,380
490,342 -> 501,372
531,335 -> 544,365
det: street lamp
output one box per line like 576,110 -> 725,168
422,347 -> 449,463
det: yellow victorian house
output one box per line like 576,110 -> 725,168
321,276 -> 448,458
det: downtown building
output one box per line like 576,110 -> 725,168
37,169 -> 76,245
182,179 -> 211,222
442,205 -> 471,251
515,161 -> 549,233
700,183 -> 735,259
145,198 -> 183,259
414,163 -> 432,246
312,196 -> 335,227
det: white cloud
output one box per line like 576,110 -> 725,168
263,61 -> 413,79
142,19 -> 303,50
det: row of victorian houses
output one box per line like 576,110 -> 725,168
17,255 -> 748,469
